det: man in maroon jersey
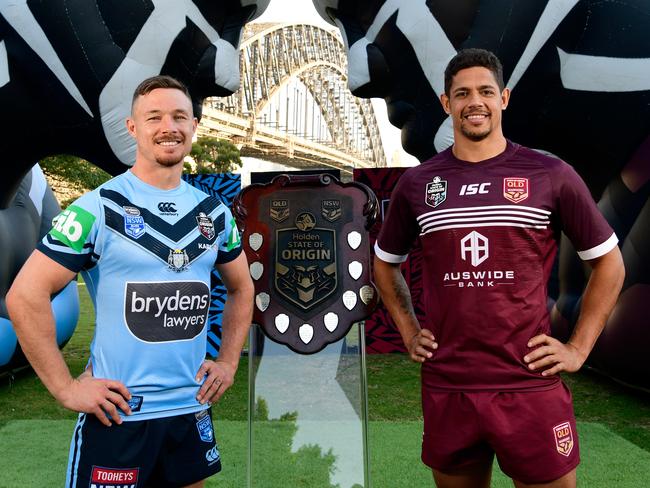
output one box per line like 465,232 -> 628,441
373,48 -> 625,488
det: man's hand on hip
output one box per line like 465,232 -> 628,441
195,359 -> 236,404
408,329 -> 438,363
58,373 -> 132,427
524,334 -> 586,376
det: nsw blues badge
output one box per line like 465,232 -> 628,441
125,215 -> 145,239
425,176 -> 447,208
196,410 -> 214,443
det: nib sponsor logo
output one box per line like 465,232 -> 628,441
125,282 -> 209,342
90,466 -> 138,488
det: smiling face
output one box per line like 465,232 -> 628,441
126,87 -> 197,169
440,66 -> 510,144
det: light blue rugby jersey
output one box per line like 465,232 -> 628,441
38,170 -> 242,421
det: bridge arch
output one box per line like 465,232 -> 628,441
200,23 -> 386,170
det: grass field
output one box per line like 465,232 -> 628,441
2,283 -> 650,487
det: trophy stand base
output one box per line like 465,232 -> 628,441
247,322 -> 370,488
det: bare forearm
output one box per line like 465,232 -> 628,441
568,247 -> 625,360
373,257 -> 421,344
7,288 -> 74,401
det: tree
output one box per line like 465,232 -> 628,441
39,154 -> 112,207
188,137 -> 242,174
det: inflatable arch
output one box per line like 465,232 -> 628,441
0,0 -> 269,371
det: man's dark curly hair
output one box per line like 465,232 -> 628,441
444,48 -> 505,95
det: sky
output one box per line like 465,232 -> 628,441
252,0 -> 419,166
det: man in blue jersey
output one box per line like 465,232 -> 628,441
7,75 -> 254,488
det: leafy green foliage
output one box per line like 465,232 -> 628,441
189,137 -> 242,174
39,155 -> 111,191
39,154 -> 112,207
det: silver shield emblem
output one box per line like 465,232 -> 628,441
348,261 -> 362,280
275,314 -> 289,334
324,312 -> 338,332
343,290 -> 357,311
250,262 -> 264,281
255,292 -> 270,312
360,285 -> 375,305
299,323 -> 314,344
347,231 -> 361,250
249,233 -> 263,251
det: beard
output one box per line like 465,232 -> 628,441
460,121 -> 491,142
155,155 -> 185,167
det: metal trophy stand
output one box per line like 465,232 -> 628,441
233,174 -> 378,488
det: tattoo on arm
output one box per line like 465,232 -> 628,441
392,278 -> 416,317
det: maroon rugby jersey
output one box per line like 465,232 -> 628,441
375,141 -> 617,391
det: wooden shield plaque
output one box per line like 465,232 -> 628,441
233,174 -> 379,354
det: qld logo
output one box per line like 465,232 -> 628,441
425,176 -> 447,208
553,422 -> 574,457
503,177 -> 529,203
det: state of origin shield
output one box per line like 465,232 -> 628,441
233,174 -> 379,354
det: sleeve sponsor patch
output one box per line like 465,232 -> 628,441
226,216 -> 241,251
49,205 -> 96,252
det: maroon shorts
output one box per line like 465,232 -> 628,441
421,382 -> 580,484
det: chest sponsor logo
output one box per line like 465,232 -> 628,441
124,281 -> 209,342
425,176 -> 447,208
503,177 -> 529,203
459,182 -> 491,196
158,201 -> 177,214
442,231 -> 515,288
270,199 -> 289,222
275,213 -> 337,310
461,231 -> 489,267
124,214 -> 145,239
553,422 -> 574,457
49,205 -> 96,252
167,249 -> 189,272
90,466 -> 139,488
196,212 -> 215,240
321,199 -> 341,222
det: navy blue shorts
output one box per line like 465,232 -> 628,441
65,408 -> 221,488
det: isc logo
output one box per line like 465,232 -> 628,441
459,183 -> 491,196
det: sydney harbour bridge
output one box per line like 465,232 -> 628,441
197,23 -> 387,173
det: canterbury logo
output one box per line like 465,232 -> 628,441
158,202 -> 177,213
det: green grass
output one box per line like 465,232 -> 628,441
2,283 -> 650,487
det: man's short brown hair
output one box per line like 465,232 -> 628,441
131,75 -> 192,111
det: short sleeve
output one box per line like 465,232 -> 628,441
554,161 -> 617,260
215,206 -> 242,264
374,172 -> 420,263
37,191 -> 103,272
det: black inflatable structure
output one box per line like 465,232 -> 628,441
0,0 -> 270,371
314,0 -> 650,389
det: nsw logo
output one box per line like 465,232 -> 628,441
196,413 -> 214,443
49,205 -> 96,252
124,214 -> 145,239
425,176 -> 447,208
